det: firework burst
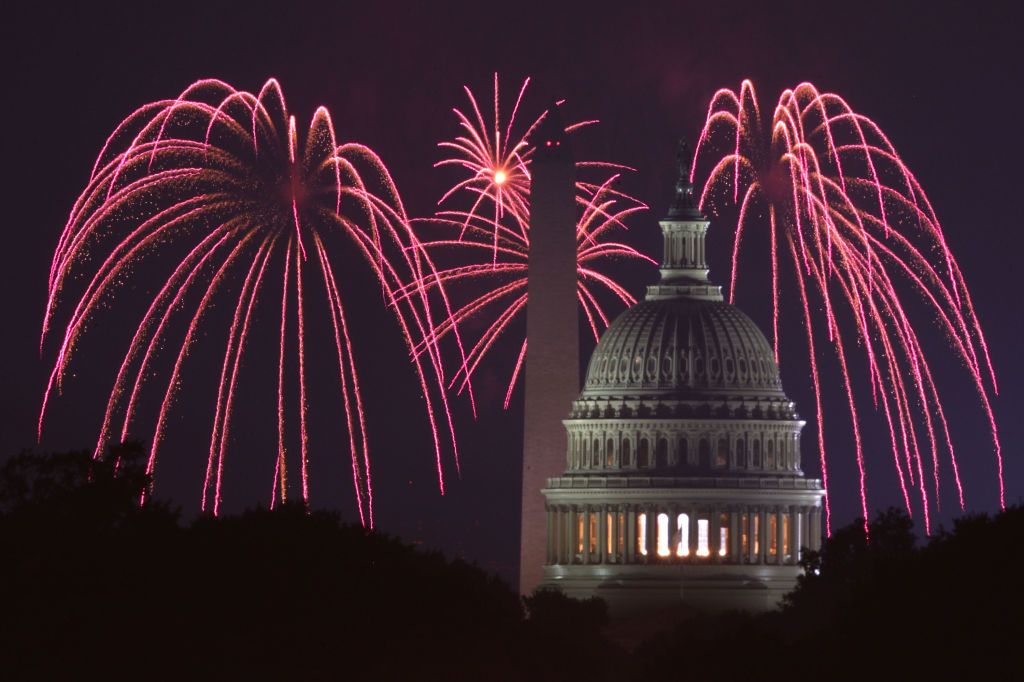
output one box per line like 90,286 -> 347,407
693,80 -> 1002,534
409,75 -> 654,410
40,78 -> 460,524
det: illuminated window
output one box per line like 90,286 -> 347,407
608,439 -> 618,467
769,514 -> 778,558
753,513 -> 760,556
719,513 -> 730,557
676,513 -> 689,557
697,518 -> 710,557
637,513 -> 648,556
783,514 -> 791,561
657,513 -> 670,557
577,513 -> 585,554
766,449 -> 775,468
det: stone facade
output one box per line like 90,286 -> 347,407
539,142 -> 825,615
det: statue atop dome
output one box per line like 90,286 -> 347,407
667,138 -> 701,219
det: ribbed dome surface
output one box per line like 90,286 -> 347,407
581,297 -> 784,400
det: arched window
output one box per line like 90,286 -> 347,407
637,513 -> 648,557
718,512 -> 730,558
766,448 -> 775,469
657,513 -> 670,557
699,438 -> 710,468
656,438 -> 669,467
696,518 -> 710,557
678,437 -> 689,465
607,438 -> 617,468
715,438 -> 729,468
752,438 -> 761,461
637,438 -> 649,468
592,439 -> 600,468
736,438 -> 746,468
676,513 -> 690,557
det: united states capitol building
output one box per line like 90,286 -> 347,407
535,149 -> 826,615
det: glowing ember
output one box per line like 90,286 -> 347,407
693,80 -> 1002,535
39,78 -> 460,524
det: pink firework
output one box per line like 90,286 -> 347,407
39,78 -> 460,525
409,75 -> 653,410
693,80 -> 1002,535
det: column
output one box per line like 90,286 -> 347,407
748,508 -> 758,564
569,506 -> 578,564
644,504 -> 656,564
810,507 -> 821,551
598,506 -> 608,564
729,508 -> 740,563
667,505 -> 678,561
548,503 -> 557,561
622,503 -> 630,561
565,501 -> 573,561
689,507 -> 698,559
758,508 -> 768,564
711,506 -> 721,563
789,506 -> 800,563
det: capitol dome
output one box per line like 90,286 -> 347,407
538,142 -> 825,615
582,297 -> 784,399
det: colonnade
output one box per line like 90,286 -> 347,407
545,503 -> 821,566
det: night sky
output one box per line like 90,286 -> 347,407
3,1 -> 1021,583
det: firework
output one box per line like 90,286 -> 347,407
410,75 -> 653,410
39,78 -> 460,524
693,80 -> 1002,534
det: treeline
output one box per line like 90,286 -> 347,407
1,444 -> 1020,679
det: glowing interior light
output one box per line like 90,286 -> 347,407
697,518 -> 710,557
638,513 -> 647,556
657,513 -> 670,557
676,513 -> 689,557
493,169 -> 507,185
719,527 -> 729,557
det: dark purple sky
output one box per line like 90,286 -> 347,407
3,1 -> 1021,582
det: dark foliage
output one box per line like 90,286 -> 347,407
0,445 -> 615,680
633,506 -> 1024,681
3,446 -> 1020,680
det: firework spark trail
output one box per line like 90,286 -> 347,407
694,79 -> 1003,528
39,78 -> 461,522
419,74 -> 653,405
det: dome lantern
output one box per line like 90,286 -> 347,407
647,139 -> 723,302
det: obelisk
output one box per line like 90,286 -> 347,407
519,106 -> 578,594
